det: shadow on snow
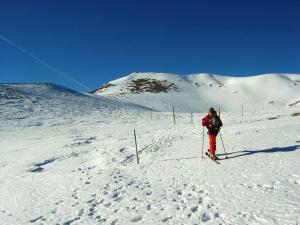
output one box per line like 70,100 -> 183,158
161,156 -> 202,162
218,145 -> 300,160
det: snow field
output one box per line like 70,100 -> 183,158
1,103 -> 300,224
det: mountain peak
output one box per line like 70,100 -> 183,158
92,73 -> 300,112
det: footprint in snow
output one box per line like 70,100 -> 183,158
201,212 -> 211,222
161,216 -> 173,222
191,206 -> 198,213
29,216 -> 43,223
131,216 -> 143,222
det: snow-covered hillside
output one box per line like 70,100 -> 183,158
92,73 -> 300,112
0,81 -> 300,224
0,83 -> 151,126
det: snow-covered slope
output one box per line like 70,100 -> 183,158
0,81 -> 300,224
0,83 -> 151,126
92,73 -> 300,112
1,89 -> 300,224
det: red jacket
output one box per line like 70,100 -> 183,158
202,114 -> 223,135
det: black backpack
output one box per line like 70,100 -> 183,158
209,115 -> 221,135
211,116 -> 221,127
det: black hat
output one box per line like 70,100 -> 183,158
209,107 -> 215,113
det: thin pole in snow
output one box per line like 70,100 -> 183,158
133,129 -> 139,164
220,132 -> 228,159
242,104 -> 244,117
172,105 -> 176,125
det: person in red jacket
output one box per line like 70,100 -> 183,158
202,107 -> 223,159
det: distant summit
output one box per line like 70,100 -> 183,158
92,72 -> 300,112
0,83 -> 84,100
93,77 -> 180,95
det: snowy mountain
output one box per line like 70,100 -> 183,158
0,83 -> 152,124
92,73 -> 300,112
1,81 -> 300,224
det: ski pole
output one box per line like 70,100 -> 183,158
219,131 -> 228,159
201,126 -> 204,158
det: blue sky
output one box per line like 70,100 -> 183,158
0,0 -> 299,91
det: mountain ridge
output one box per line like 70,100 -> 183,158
92,72 -> 300,112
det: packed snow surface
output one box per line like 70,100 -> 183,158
0,82 -> 300,225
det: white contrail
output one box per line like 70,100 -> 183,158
0,33 -> 90,91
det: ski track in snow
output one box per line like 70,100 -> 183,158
0,85 -> 300,225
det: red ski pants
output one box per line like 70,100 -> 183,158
209,134 -> 216,155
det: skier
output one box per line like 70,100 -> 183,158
202,107 -> 223,160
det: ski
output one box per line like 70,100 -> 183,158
205,152 -> 220,164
